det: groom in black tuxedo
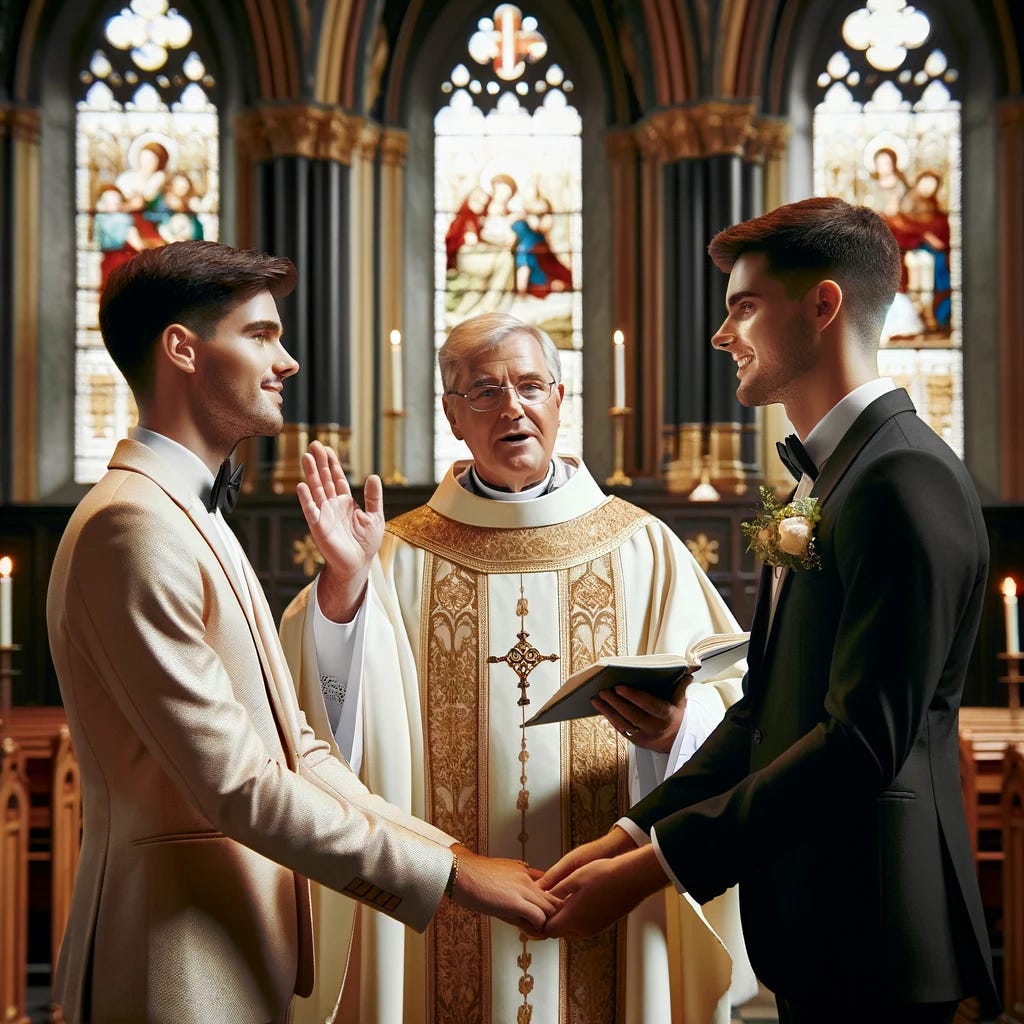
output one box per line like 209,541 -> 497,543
536,197 -> 997,1023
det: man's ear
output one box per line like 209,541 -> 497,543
814,280 -> 843,331
160,324 -> 198,374
441,394 -> 464,440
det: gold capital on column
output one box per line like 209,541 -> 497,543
379,129 -> 409,168
634,102 -> 758,163
357,123 -> 382,162
636,107 -> 700,162
688,101 -> 757,158
235,104 -> 365,165
755,117 -> 790,159
0,104 -> 41,144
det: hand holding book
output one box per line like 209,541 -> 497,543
524,632 -> 749,728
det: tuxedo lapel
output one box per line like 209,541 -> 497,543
758,389 -> 915,656
746,564 -> 774,674
810,389 -> 915,507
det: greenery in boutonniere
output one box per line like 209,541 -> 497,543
741,486 -> 823,571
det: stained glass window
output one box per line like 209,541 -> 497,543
434,4 -> 582,481
814,0 -> 962,455
75,0 -> 218,483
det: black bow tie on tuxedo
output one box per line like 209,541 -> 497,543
776,434 -> 818,482
207,459 -> 245,515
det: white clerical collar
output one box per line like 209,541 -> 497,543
469,461 -> 555,501
802,377 -> 896,469
432,456 -> 606,529
132,426 -> 217,508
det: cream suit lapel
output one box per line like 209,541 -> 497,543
109,439 -> 300,769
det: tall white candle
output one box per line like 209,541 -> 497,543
1003,577 -> 1020,655
613,330 -> 626,408
389,329 -> 403,412
0,556 -> 12,647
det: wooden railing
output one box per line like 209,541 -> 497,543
1001,742 -> 1024,1024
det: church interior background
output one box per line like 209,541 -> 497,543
1,0 -> 1023,1020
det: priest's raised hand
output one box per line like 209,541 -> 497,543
297,439 -> 385,623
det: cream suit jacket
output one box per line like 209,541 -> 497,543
46,439 -> 456,1024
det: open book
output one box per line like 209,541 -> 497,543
524,632 -> 749,728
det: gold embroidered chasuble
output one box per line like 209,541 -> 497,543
281,460 -> 754,1024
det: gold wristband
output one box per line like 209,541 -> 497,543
445,852 -> 459,899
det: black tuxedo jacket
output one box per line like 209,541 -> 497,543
629,390 -> 997,1006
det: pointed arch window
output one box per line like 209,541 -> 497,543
433,5 -> 582,481
814,0 -> 962,456
74,0 -> 219,483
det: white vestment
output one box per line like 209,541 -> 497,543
280,459 -> 756,1024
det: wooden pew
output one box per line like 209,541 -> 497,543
0,735 -> 31,1024
50,725 -> 81,969
2,706 -> 80,1021
959,707 -> 1024,863
1002,743 -> 1024,1024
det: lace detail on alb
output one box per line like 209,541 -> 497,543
321,674 -> 348,706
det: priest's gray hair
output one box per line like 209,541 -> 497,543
439,312 -> 562,393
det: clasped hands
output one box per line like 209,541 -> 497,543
457,826 -> 670,941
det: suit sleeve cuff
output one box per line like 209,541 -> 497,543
651,826 -> 688,895
615,816 -> 649,847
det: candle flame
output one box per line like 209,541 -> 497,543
1003,577 -> 1017,599
389,329 -> 402,347
0,557 -> 11,577
613,330 -> 624,347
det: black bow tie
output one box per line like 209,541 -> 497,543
207,459 -> 245,514
776,434 -> 818,482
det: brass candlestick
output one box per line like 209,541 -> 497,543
606,406 -> 632,487
998,652 -> 1023,711
383,409 -> 408,486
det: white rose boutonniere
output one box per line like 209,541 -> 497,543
741,486 -> 822,571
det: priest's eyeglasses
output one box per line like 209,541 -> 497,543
447,380 -> 557,413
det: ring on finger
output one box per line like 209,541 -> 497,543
621,726 -> 635,738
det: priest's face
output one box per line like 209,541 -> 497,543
442,331 -> 564,493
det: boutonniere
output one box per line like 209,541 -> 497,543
741,486 -> 822,571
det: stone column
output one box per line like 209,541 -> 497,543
998,99 -> 1024,501
0,105 -> 41,503
607,129 -> 659,477
234,104 -> 362,491
346,123 -> 382,480
750,117 -> 795,494
640,101 -> 762,494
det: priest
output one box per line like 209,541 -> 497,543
280,312 -> 755,1024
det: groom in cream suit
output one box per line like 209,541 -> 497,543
46,240 -> 555,1023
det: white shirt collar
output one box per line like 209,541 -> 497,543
802,377 -> 896,470
468,460 -> 556,502
132,426 -> 217,509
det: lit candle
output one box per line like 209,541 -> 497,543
613,330 -> 625,409
1004,577 -> 1020,655
0,556 -> 11,647
389,329 -> 403,412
